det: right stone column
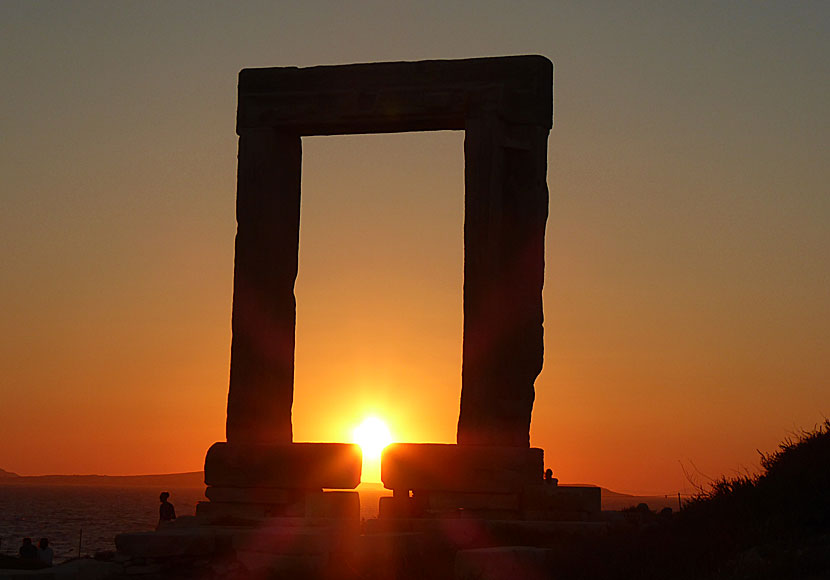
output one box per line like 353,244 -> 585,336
457,117 -> 549,447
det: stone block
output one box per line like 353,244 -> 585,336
204,441 -> 361,489
353,532 -> 428,579
243,520 -> 358,555
379,491 -> 523,519
205,486 -> 297,504
382,444 -> 543,493
232,528 -> 333,555
355,532 -> 423,558
196,500 -> 288,522
559,485 -> 602,514
420,491 -> 519,511
378,495 -> 416,519
429,519 -> 492,549
522,484 -> 601,518
522,510 -> 586,521
198,489 -> 359,523
238,56 -> 553,135
235,550 -> 327,577
454,547 -> 550,580
114,529 -> 217,558
124,563 -> 161,575
63,559 -> 123,579
164,514 -> 199,529
306,490 -> 359,520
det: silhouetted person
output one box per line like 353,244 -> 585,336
544,468 -> 558,486
19,537 -> 37,561
37,538 -> 53,566
158,491 -> 176,528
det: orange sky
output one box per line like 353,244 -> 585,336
1,3 -> 828,494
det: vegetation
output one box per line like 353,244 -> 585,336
674,419 -> 830,578
551,420 -> 830,579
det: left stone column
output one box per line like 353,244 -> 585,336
225,128 -> 301,445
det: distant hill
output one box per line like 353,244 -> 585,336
0,470 -> 674,509
551,484 -> 679,511
0,470 -> 203,488
600,489 -> 679,511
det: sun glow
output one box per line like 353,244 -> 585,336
353,416 -> 392,460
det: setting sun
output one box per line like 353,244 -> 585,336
353,417 -> 392,460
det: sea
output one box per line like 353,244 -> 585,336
0,484 -> 389,564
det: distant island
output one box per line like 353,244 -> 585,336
0,467 -> 677,510
0,467 -> 204,488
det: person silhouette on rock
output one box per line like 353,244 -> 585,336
19,537 -> 38,561
37,538 -> 53,566
544,468 -> 559,486
158,491 -> 176,528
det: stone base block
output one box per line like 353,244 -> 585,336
378,483 -> 601,521
235,550 -> 328,577
381,444 -> 543,494
197,490 -> 360,523
522,484 -> 601,520
455,547 -> 550,580
197,500 -> 300,522
115,529 -> 218,558
233,527 -> 334,555
365,518 -> 607,551
380,502 -> 518,522
349,531 -> 430,578
204,441 -> 362,489
118,522 -> 360,567
378,495 -> 413,519
381,491 -> 521,519
43,559 -> 122,579
420,491 -> 520,512
205,485 -> 298,504
307,490 -> 359,520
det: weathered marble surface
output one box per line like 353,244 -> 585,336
458,118 -> 548,447
237,55 -> 552,135
522,484 -> 601,520
226,55 -> 552,449
196,490 -> 359,523
381,443 -> 543,494
226,129 -> 301,445
204,442 -> 361,489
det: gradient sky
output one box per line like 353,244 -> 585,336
1,1 -> 828,494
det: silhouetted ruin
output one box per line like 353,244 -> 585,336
115,56 -> 606,579
225,55 -> 551,449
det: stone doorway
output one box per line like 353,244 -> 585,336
202,56 -> 563,522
